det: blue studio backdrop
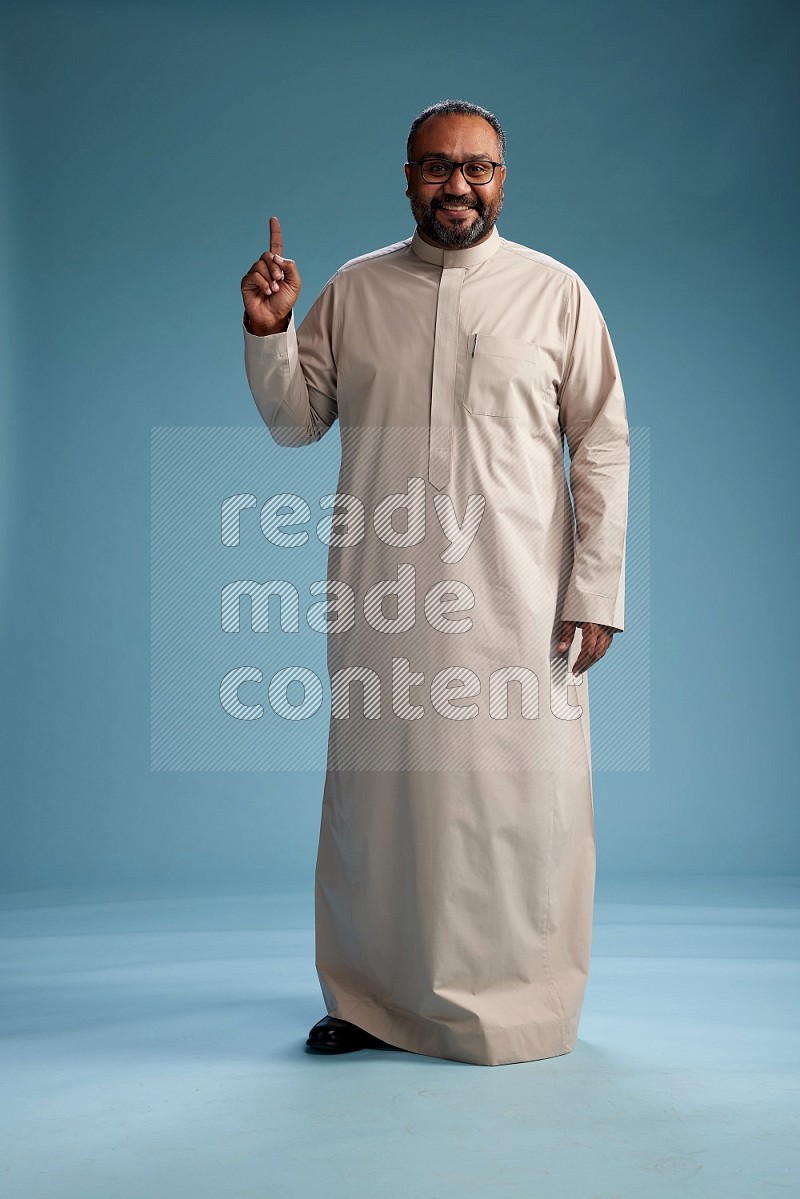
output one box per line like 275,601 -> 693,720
1,0 -> 797,894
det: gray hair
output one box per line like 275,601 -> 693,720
407,99 -> 506,163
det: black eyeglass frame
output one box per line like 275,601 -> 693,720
406,157 -> 503,185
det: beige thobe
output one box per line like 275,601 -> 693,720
243,224 -> 629,1066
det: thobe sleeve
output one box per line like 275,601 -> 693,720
242,277 -> 339,447
557,275 -> 630,633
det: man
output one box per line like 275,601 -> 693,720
240,99 -> 629,1066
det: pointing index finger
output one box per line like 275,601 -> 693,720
269,215 -> 283,258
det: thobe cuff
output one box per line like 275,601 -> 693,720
243,311 -> 329,444
242,310 -> 296,362
242,309 -> 295,403
560,585 -> 624,632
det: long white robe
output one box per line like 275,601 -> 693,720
243,224 -> 629,1065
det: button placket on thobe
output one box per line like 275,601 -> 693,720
428,266 -> 466,491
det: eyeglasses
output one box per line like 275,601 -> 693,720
406,158 -> 502,185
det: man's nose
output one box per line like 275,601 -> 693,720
444,167 -> 472,195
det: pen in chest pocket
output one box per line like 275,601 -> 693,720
471,333 -> 479,357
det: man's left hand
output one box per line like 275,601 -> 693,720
556,621 -> 615,676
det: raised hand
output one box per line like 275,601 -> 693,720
241,216 -> 302,335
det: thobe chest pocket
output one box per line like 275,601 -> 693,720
463,333 -> 547,423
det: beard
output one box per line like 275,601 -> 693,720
408,187 -> 504,248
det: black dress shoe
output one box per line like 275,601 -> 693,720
305,1014 -> 394,1054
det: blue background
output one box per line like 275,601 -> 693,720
1,0 -> 797,893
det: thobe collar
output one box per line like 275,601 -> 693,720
409,224 -> 501,268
